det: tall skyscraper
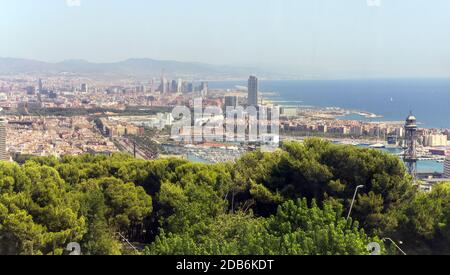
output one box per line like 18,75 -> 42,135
248,75 -> 259,106
38,78 -> 43,92
149,78 -> 155,93
0,118 -> 7,161
200,82 -> 208,97
165,81 -> 171,94
445,155 -> 450,178
160,77 -> 167,93
177,79 -> 183,94
81,83 -> 88,93
171,80 -> 178,93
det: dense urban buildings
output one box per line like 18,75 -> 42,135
0,74 -> 449,181
0,118 -> 7,161
7,116 -> 118,157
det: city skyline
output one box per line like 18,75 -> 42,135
1,0 -> 450,78
2,0 -> 450,258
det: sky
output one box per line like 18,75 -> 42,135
1,0 -> 450,78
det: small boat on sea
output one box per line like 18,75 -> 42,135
369,143 -> 386,149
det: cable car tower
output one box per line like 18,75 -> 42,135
404,112 -> 418,179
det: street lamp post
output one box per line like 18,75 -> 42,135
346,185 -> 364,220
115,232 -> 139,253
383,238 -> 407,255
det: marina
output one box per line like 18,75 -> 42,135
162,139 -> 445,174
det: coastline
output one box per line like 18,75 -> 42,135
210,79 -> 450,129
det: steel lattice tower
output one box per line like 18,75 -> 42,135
404,112 -> 418,179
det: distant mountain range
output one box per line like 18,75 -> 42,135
0,57 -> 289,80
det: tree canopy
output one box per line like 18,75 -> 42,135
1,139 -> 446,255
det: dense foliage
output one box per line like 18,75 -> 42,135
0,139 -> 449,255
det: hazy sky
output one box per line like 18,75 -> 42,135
1,0 -> 450,77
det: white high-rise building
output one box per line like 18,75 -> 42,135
160,77 -> 167,93
0,118 -> 7,161
444,155 -> 450,178
200,82 -> 208,98
38,78 -> 43,91
177,79 -> 183,94
423,134 -> 448,147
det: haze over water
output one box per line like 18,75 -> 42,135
210,79 -> 450,129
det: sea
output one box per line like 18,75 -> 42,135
209,78 -> 450,128
209,78 -> 450,173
